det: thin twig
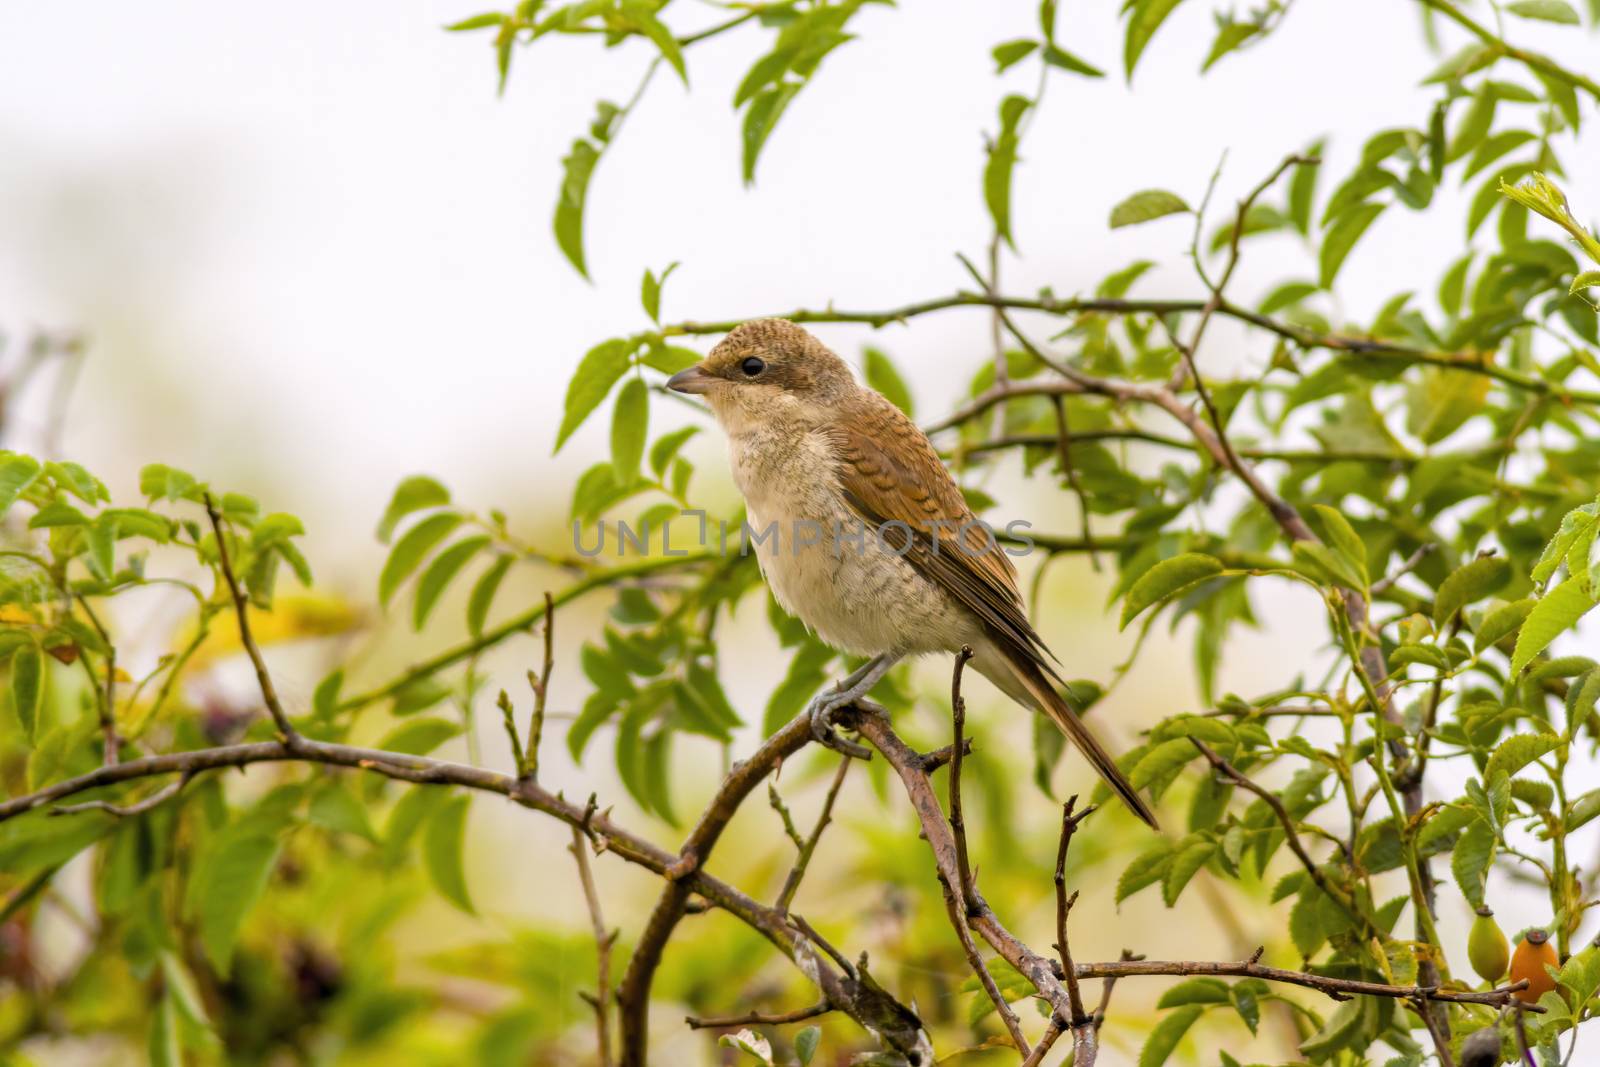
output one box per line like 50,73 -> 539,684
949,646 -> 978,917
202,493 -> 300,745
74,596 -> 121,766
685,1002 -> 831,1030
49,772 -> 191,817
570,824 -> 616,1067
941,649 -> 1031,1059
526,591 -> 554,779
775,755 -> 852,913
1053,797 -> 1097,1065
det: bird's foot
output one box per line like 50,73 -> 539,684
806,687 -> 874,760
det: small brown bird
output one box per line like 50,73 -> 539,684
667,319 -> 1157,828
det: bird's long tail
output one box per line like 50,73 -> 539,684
973,643 -> 1159,830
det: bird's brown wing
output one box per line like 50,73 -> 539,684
827,391 -> 1059,678
828,391 -> 1159,828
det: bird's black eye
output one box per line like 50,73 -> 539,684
740,356 -> 766,377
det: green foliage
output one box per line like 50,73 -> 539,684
10,1 -> 1600,1063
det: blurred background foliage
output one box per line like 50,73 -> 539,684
2,1 -> 1600,1066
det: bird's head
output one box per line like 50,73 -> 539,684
667,319 -> 856,431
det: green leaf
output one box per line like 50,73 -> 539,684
1121,553 -> 1224,628
719,1030 -> 774,1066
1117,842 -> 1172,903
992,38 -> 1038,72
379,512 -> 463,607
1162,838 -> 1215,905
639,261 -> 678,323
445,13 -> 504,32
1298,997 -> 1365,1060
1447,82 -> 1497,163
379,716 -> 462,756
308,784 -> 379,843
1138,1004 -> 1203,1067
639,342 -> 700,374
467,555 -> 514,637
742,83 -> 800,185
10,644 -> 43,742
557,338 -> 636,451
0,453 -> 41,518
1124,0 -> 1188,81
1433,557 -> 1512,627
621,1 -> 687,84
414,536 -> 491,630
1505,0 -> 1581,23
1043,44 -> 1104,77
377,475 -> 450,543
554,137 -> 600,277
610,377 -> 650,484
1310,505 -> 1367,579
794,1025 -> 821,1066
1319,202 -> 1385,288
138,462 -> 199,503
1202,17 -> 1260,72
1572,270 -> 1600,294
1485,733 -> 1560,784
649,426 -> 699,478
312,670 -> 343,719
195,833 -> 281,975
1511,577 -> 1596,675
1110,189 -> 1191,229
1406,367 -> 1490,444
425,794 -> 476,914
1129,737 -> 1201,790
1476,598 -> 1534,652
984,95 -> 1032,248
1451,818 -> 1495,910
1157,977 -> 1230,1007
1288,142 -> 1324,234
863,347 -> 914,416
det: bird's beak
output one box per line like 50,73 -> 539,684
666,365 -> 716,395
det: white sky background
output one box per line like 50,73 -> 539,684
3,3 -> 1600,1062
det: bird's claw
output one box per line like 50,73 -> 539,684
806,689 -> 873,759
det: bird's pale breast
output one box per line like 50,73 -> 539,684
726,422 -> 975,657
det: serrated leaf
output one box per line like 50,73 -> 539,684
1299,997 -> 1365,1059
379,716 -> 462,756
1117,842 -> 1173,903
557,338 -> 635,451
795,1025 -> 821,1066
1511,577 -> 1596,675
1121,553 -> 1223,628
1485,733 -> 1560,783
1110,189 -> 1191,229
1129,737 -> 1201,790
425,794 -> 475,914
1434,557 -> 1513,627
621,1 -> 687,84
1451,817 -> 1495,910
1476,598 -> 1534,653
